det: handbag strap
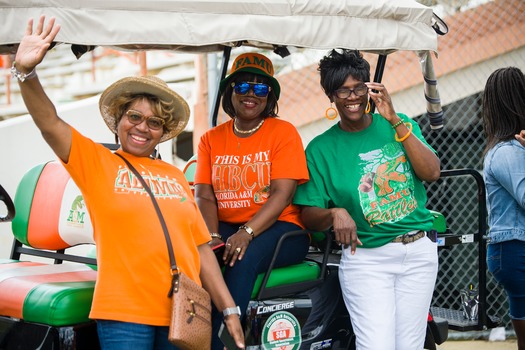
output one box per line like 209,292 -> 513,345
115,153 -> 179,297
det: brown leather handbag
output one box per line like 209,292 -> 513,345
116,154 -> 211,350
168,272 -> 212,349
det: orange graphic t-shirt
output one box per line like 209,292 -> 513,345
195,117 -> 308,227
63,127 -> 210,326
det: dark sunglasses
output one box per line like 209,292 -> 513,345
334,84 -> 368,99
125,110 -> 165,130
231,82 -> 272,97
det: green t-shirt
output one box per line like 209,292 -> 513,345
293,113 -> 437,248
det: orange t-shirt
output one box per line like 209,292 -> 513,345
63,127 -> 210,326
195,117 -> 308,227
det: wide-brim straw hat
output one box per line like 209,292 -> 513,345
99,76 -> 190,143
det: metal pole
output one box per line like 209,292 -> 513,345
371,54 -> 387,113
211,47 -> 231,127
138,52 -> 147,76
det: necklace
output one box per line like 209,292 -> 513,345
233,118 -> 265,134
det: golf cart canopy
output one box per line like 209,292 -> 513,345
0,0 -> 439,55
0,0 -> 446,127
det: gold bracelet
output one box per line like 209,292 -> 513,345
391,120 -> 403,129
239,224 -> 254,238
210,232 -> 222,240
394,122 -> 413,142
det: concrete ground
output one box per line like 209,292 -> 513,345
438,339 -> 517,349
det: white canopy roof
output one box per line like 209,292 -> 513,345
0,0 -> 445,128
0,0 -> 438,55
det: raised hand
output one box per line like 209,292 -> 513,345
365,82 -> 397,123
14,16 -> 61,73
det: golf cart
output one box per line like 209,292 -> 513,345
0,0 -> 499,349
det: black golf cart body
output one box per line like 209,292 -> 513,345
0,0 -> 499,349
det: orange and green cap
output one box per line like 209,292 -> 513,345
219,52 -> 280,100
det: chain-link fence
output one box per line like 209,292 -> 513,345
423,0 -> 524,333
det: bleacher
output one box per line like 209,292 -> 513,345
0,44 -> 196,120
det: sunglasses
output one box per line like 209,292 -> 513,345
334,84 -> 368,99
125,110 -> 166,130
231,82 -> 272,97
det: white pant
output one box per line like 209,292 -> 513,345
339,236 -> 438,350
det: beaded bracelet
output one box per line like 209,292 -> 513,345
391,120 -> 403,129
11,61 -> 37,82
394,122 -> 413,142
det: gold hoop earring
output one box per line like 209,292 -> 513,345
365,101 -> 371,114
325,105 -> 338,120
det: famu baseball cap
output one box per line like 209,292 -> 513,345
219,52 -> 281,100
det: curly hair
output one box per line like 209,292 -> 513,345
318,49 -> 371,98
222,72 -> 279,119
482,67 -> 525,154
105,93 -> 176,135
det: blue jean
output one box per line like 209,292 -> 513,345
97,320 -> 180,350
487,240 -> 525,320
211,220 -> 309,350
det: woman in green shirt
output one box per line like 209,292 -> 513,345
293,49 -> 441,350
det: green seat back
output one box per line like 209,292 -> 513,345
430,210 -> 446,233
251,261 -> 320,299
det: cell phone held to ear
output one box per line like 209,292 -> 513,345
219,322 -> 243,350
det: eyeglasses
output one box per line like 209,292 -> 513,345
231,82 -> 271,97
125,110 -> 165,130
334,84 -> 368,99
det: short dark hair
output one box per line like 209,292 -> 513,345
222,72 -> 279,119
482,66 -> 525,153
318,49 -> 371,98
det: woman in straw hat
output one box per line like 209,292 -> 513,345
194,51 -> 310,350
13,16 -> 244,349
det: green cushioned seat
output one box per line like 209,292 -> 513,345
251,261 -> 320,299
23,281 -> 95,326
0,161 -> 97,328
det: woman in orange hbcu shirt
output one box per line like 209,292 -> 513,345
194,52 -> 310,350
13,16 -> 244,349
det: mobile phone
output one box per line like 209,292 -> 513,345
212,242 -> 225,251
218,322 -> 243,350
211,242 -> 226,266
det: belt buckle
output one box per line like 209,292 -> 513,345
401,231 -> 424,244
401,233 -> 412,245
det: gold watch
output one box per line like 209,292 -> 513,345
239,224 -> 254,237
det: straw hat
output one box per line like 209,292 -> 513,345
99,76 -> 190,142
219,52 -> 281,100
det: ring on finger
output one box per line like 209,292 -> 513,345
235,247 -> 242,253
226,243 -> 232,246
